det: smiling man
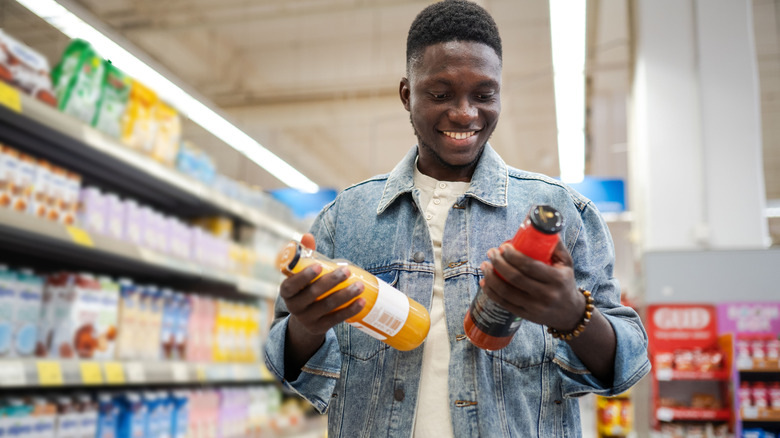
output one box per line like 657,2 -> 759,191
264,1 -> 650,437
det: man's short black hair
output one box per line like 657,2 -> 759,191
406,0 -> 502,75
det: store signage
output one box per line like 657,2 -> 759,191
717,302 -> 780,334
647,304 -> 718,351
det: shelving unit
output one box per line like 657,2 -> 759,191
0,359 -> 273,388
0,207 -> 278,298
717,302 -> 780,437
646,304 -> 734,436
0,90 -> 300,239
0,73 -> 300,423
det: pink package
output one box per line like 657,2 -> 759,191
79,187 -> 106,235
123,199 -> 143,246
752,382 -> 769,408
104,193 -> 125,240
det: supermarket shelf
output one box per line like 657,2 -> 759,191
0,207 -> 279,298
0,92 -> 300,239
655,369 -> 731,381
0,359 -> 275,388
655,407 -> 731,422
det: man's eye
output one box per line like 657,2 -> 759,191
477,93 -> 495,100
431,93 -> 448,99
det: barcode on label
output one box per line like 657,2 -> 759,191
377,313 -> 402,333
361,279 -> 410,337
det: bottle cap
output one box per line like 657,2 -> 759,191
276,241 -> 301,274
529,205 -> 564,234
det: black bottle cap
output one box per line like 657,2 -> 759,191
529,205 -> 564,234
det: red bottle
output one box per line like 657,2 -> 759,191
463,205 -> 563,350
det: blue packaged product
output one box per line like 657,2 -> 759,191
95,393 -> 118,438
115,392 -> 146,438
155,391 -> 173,438
141,391 -> 160,438
12,269 -> 43,357
169,390 -> 189,438
0,265 -> 15,356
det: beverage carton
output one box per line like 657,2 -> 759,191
11,268 -> 43,357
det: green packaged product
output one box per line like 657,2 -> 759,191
92,60 -> 131,139
51,39 -> 105,124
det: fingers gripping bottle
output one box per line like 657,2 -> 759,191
463,205 -> 564,350
276,241 -> 431,351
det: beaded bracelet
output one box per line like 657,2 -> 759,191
547,288 -> 595,341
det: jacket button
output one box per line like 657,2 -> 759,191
394,388 -> 405,401
412,251 -> 425,263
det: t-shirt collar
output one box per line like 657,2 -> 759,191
376,143 -> 508,215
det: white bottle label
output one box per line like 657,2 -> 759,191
361,279 -> 410,337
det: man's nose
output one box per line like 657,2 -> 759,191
449,98 -> 478,124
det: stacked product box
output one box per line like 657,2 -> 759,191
0,265 -> 44,358
0,144 -> 81,224
36,272 -> 119,360
1,264 -> 266,364
0,29 -> 57,106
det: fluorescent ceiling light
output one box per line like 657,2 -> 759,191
15,0 -> 319,193
549,0 -> 587,184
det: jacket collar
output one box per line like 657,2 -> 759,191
376,143 -> 508,215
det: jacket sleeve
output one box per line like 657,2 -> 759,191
554,201 -> 651,397
263,202 -> 343,414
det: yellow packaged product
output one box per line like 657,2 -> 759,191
150,101 -> 181,166
121,80 -> 158,152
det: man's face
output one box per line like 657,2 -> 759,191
400,41 -> 502,182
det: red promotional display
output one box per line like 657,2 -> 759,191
646,304 -> 732,435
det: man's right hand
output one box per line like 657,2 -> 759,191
280,233 -> 365,380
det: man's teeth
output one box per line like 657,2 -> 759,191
443,131 -> 475,140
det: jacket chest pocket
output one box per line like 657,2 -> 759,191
485,322 -> 552,369
336,269 -> 399,361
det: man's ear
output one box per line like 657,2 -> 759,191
399,77 -> 411,111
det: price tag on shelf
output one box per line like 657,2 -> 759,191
656,369 -> 673,381
171,363 -> 189,382
80,362 -> 103,385
125,362 -> 145,383
232,364 -> 248,381
743,406 -> 759,419
656,407 -> 674,422
37,361 -> 64,386
195,365 -> 207,382
0,81 -> 22,113
104,362 -> 126,384
0,361 -> 26,386
259,363 -> 273,381
65,226 -> 95,248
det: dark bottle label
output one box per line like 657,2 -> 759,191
467,291 -> 522,338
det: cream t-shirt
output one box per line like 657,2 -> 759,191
412,164 -> 470,438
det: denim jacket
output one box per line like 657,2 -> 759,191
265,144 -> 650,438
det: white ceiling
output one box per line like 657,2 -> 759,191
0,0 -> 777,205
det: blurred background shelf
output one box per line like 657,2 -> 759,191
0,207 -> 278,298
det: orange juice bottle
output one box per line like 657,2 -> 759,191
463,205 -> 563,350
276,241 -> 430,351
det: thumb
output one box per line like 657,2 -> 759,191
300,233 -> 317,250
549,238 -> 573,268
